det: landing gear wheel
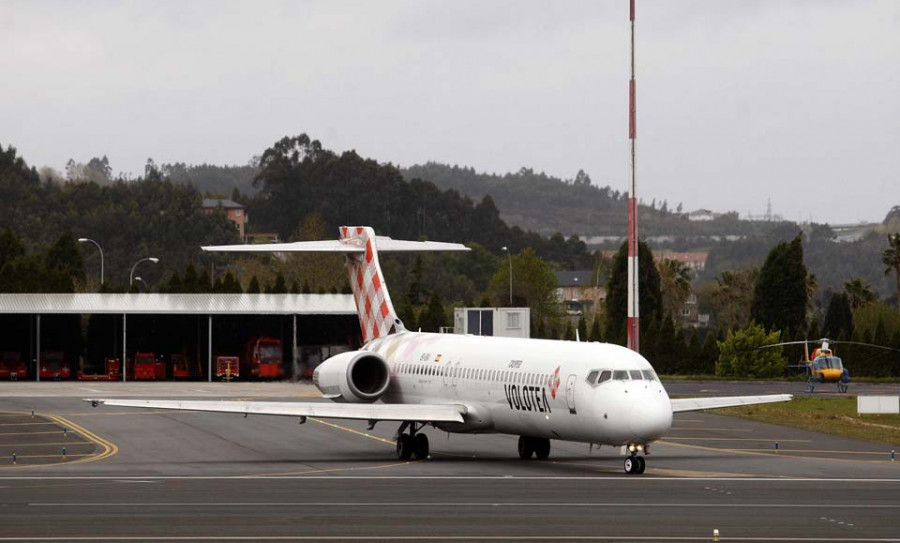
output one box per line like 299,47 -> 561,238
634,456 -> 646,474
624,456 -> 635,474
534,438 -> 551,460
518,436 -> 535,459
806,380 -> 815,393
412,433 -> 430,460
397,433 -> 414,460
838,383 -> 848,393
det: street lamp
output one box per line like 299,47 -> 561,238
501,246 -> 512,306
130,257 -> 159,287
78,238 -> 104,285
133,276 -> 148,291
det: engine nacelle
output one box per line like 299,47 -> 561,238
312,350 -> 390,403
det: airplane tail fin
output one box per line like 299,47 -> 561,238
203,226 -> 469,344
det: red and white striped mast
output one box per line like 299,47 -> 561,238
627,0 -> 640,352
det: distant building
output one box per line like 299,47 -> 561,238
654,252 -> 708,272
687,209 -> 720,222
555,270 -> 605,316
201,199 -> 247,239
453,307 -> 530,339
677,292 -> 709,328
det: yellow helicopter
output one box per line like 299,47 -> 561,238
760,338 -> 898,393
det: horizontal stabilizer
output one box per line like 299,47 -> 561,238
85,398 -> 467,423
203,237 -> 469,253
670,394 -> 792,413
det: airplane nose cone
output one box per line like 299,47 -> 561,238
628,394 -> 672,441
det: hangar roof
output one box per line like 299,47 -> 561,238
0,293 -> 357,315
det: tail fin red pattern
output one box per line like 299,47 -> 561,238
339,226 -> 400,344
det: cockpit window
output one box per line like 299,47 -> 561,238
586,370 -> 599,385
613,370 -> 630,380
598,370 -> 612,383
629,370 -> 643,380
641,370 -> 657,381
816,357 -> 843,370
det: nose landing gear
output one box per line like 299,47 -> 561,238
624,454 -> 646,474
395,422 -> 430,460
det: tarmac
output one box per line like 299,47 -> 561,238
0,380 -> 898,542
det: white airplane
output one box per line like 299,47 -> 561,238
90,226 -> 791,474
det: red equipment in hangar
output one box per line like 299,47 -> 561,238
40,351 -> 71,380
244,337 -> 284,379
0,352 -> 28,381
78,358 -> 121,381
133,352 -> 166,380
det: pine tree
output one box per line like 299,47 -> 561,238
247,276 -> 261,294
822,292 -> 853,339
751,234 -> 808,336
588,315 -> 602,342
577,315 -> 588,341
604,240 -> 663,348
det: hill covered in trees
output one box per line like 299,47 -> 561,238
401,162 -> 794,240
0,144 -> 240,290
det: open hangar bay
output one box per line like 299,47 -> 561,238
0,382 -> 897,542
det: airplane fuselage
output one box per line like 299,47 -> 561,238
365,331 -> 673,447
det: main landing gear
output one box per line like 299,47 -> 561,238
395,422 -> 429,460
517,436 -> 551,460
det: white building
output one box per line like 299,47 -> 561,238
453,307 -> 530,339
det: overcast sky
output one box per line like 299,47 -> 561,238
2,1 -> 898,224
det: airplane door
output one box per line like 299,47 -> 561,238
565,374 -> 577,414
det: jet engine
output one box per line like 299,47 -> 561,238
312,350 -> 391,403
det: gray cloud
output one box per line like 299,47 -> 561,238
1,0 -> 897,223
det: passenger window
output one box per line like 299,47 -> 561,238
629,370 -> 643,380
613,370 -> 630,380
598,370 -> 612,383
586,370 -> 599,385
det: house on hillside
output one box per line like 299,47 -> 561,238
555,270 -> 605,316
654,252 -> 708,272
201,198 -> 247,239
687,209 -> 720,222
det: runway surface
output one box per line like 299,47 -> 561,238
0,381 -> 898,542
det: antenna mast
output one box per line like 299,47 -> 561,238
627,0 -> 640,352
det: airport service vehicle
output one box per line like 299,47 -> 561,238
244,337 -> 283,379
77,358 -> 121,381
759,338 -> 900,393
40,351 -> 70,380
133,352 -> 165,380
91,227 -> 791,474
0,352 -> 27,381
215,356 -> 240,380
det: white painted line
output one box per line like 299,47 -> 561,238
28,502 -> 900,508
0,536 -> 897,542
2,476 -> 900,482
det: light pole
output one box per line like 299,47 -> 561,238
133,276 -> 148,292
78,238 -> 104,285
130,257 -> 159,287
501,246 -> 512,306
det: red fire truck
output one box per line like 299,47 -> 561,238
244,337 -> 284,379
215,356 -> 239,380
39,351 -> 71,380
133,352 -> 166,380
0,352 -> 28,381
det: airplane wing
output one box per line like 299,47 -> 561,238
201,237 -> 469,254
85,399 -> 467,423
670,394 -> 792,413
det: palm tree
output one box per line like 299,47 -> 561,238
883,233 -> 900,302
658,258 -> 693,321
843,277 -> 877,309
